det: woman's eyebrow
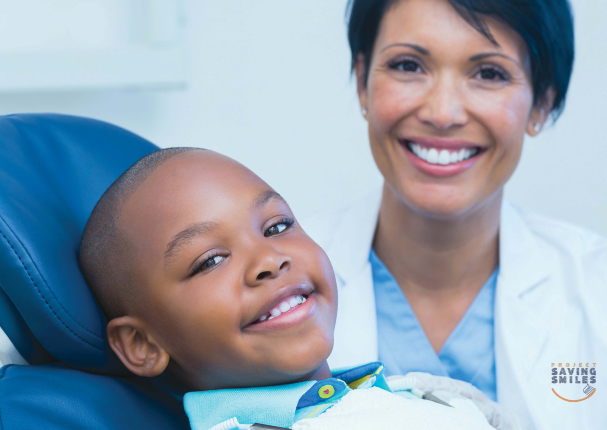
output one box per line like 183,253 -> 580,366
164,221 -> 219,264
380,43 -> 430,55
469,52 -> 521,67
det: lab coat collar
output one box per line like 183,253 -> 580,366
325,189 -> 382,286
327,186 -> 551,298
495,201 -> 551,419
326,188 -> 552,384
498,200 -> 550,298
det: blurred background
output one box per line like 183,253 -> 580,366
0,0 -> 605,234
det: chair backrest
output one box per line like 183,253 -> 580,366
0,113 -> 158,374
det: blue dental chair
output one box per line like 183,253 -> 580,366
0,114 -> 190,429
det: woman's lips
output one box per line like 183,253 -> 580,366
245,293 -> 316,332
399,138 -> 484,177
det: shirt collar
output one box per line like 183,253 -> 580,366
183,362 -> 388,430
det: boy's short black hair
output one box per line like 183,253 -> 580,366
346,0 -> 575,119
79,147 -> 202,319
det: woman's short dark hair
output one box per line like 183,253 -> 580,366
347,0 -> 575,119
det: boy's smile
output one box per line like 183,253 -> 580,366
107,150 -> 337,391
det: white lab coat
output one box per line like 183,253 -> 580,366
302,190 -> 607,430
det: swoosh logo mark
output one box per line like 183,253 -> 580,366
552,388 -> 596,402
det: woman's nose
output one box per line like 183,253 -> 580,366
245,247 -> 291,286
416,75 -> 468,130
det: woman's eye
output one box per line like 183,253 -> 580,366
389,59 -> 421,73
477,67 -> 509,81
264,218 -> 294,237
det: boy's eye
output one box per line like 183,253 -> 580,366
203,255 -> 225,268
264,218 -> 295,237
191,254 -> 225,276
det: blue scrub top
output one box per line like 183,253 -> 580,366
370,249 -> 498,401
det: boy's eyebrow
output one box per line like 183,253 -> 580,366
251,190 -> 286,209
164,221 -> 219,264
164,191 -> 285,267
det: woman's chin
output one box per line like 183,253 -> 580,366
394,187 -> 487,221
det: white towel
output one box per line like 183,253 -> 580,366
293,387 -> 494,430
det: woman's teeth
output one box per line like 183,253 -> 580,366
257,295 -> 307,322
407,141 -> 480,165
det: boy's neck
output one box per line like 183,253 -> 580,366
304,361 -> 332,382
169,361 -> 333,393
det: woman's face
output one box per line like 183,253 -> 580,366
358,0 -> 550,218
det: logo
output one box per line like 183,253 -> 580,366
551,362 -> 597,402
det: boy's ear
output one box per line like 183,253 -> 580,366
107,316 -> 170,377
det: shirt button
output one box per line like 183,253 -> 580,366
318,384 -> 335,399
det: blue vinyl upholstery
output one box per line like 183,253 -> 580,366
0,364 -> 189,430
0,113 -> 156,372
0,114 -> 189,429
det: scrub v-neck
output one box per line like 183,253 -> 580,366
369,248 -> 498,400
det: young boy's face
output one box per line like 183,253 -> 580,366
113,151 -> 337,390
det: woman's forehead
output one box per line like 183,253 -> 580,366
377,0 -> 528,62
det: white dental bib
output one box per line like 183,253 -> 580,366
293,387 -> 493,430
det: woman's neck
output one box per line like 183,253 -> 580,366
373,183 -> 501,352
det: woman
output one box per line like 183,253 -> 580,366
304,0 -> 606,428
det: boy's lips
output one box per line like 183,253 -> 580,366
244,283 -> 314,330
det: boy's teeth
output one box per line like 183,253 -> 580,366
259,295 -> 306,322
408,142 -> 478,165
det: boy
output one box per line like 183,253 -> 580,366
79,148 -> 493,430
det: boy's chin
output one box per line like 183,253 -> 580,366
264,360 -> 332,387
273,341 -> 333,380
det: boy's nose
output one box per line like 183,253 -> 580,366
245,248 -> 291,286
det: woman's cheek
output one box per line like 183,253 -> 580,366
369,76 -> 426,133
470,87 -> 532,150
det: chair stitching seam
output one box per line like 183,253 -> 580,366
0,364 -> 12,430
0,364 -> 10,380
0,213 -> 102,338
0,226 -> 102,351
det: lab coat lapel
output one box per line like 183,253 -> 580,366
325,191 -> 554,418
495,201 -> 551,424
325,190 -> 382,368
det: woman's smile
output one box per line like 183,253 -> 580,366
358,0 -> 539,215
398,136 -> 485,177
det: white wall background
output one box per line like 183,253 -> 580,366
0,0 -> 605,235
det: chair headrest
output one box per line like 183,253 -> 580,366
0,114 -> 158,374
